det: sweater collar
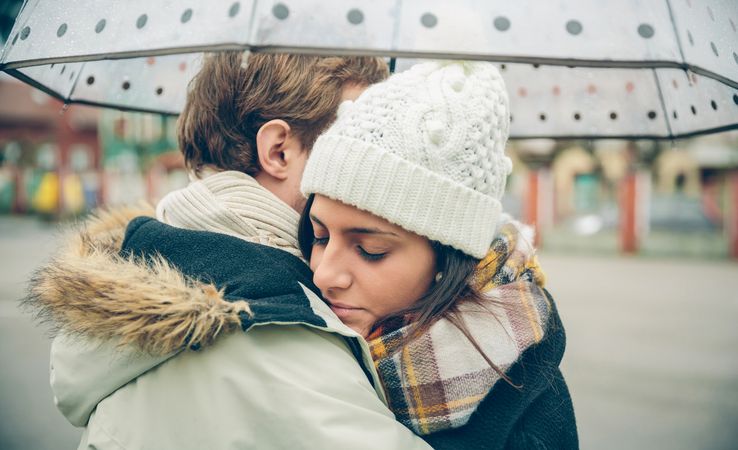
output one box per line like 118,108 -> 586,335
156,170 -> 302,258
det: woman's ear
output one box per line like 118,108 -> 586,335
256,119 -> 303,180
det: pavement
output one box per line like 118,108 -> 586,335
542,252 -> 738,450
1,215 -> 737,449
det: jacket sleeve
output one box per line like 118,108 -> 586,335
424,291 -> 577,450
76,325 -> 432,450
50,333 -> 177,427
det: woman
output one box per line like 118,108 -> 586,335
297,61 -> 578,448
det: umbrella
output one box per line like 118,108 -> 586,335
1,0 -> 737,139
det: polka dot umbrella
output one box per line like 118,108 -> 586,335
1,0 -> 736,139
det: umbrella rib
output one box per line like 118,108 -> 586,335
390,0 -> 403,54
65,61 -> 85,104
244,0 -> 260,48
664,0 -> 687,66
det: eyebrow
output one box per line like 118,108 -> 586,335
309,214 -> 400,237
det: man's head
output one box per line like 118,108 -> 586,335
177,51 -> 388,210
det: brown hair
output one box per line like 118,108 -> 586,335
297,194 -> 518,387
178,52 -> 389,175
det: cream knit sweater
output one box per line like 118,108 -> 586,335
156,169 -> 302,258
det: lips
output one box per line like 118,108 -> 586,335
325,299 -> 363,319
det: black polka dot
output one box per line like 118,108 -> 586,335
20,26 -> 30,40
136,14 -> 148,29
95,19 -> 106,33
637,24 -> 654,39
155,87 -> 164,96
122,81 -> 131,90
734,52 -> 738,65
500,64 -> 507,71
69,72 -> 75,81
272,3 -> 289,20
11,33 -> 18,45
711,42 -> 718,57
57,23 -> 67,38
60,66 -> 66,75
648,111 -> 657,119
610,112 -> 618,120
566,20 -> 582,35
494,16 -> 510,32
711,100 -> 718,110
421,13 -> 437,28
539,113 -> 547,121
574,112 -> 581,121
347,9 -> 363,25
86,76 -> 95,85
181,9 -> 193,23
533,63 -> 540,69
687,30 -> 694,46
228,2 -> 240,18
732,94 -> 737,105
690,105 -> 697,115
672,111 -> 678,119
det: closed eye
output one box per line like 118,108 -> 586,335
357,246 -> 387,262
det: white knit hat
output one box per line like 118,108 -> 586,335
300,61 -> 512,259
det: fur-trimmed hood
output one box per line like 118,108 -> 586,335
25,206 -> 252,356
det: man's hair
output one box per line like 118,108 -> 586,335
178,51 -> 389,175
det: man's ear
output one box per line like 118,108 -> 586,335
256,119 -> 301,180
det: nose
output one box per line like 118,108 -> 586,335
312,242 -> 352,294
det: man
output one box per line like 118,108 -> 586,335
28,51 -> 432,449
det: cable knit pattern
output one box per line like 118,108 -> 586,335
156,170 -> 302,258
301,61 -> 512,258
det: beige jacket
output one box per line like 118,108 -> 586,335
29,206 -> 431,450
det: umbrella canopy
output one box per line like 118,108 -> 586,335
1,0 -> 737,139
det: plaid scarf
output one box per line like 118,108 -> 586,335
367,217 -> 551,435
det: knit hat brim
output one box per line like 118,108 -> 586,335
301,134 -> 502,259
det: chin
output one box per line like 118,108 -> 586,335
346,321 -> 372,338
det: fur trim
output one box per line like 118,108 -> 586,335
24,204 -> 252,356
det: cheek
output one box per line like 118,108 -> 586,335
361,256 -> 434,315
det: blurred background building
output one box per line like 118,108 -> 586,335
0,74 -> 187,218
503,134 -> 738,259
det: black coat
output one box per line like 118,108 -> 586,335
425,290 -> 578,450
124,217 -> 578,449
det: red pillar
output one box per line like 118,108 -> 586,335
729,172 -> 738,260
620,173 -> 638,254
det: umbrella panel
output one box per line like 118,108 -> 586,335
9,54 -> 737,139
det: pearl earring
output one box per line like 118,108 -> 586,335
435,272 -> 444,283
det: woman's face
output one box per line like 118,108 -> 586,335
308,195 -> 436,337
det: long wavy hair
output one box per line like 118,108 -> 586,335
297,194 -> 516,386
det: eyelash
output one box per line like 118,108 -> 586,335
312,236 -> 387,262
357,246 -> 387,262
